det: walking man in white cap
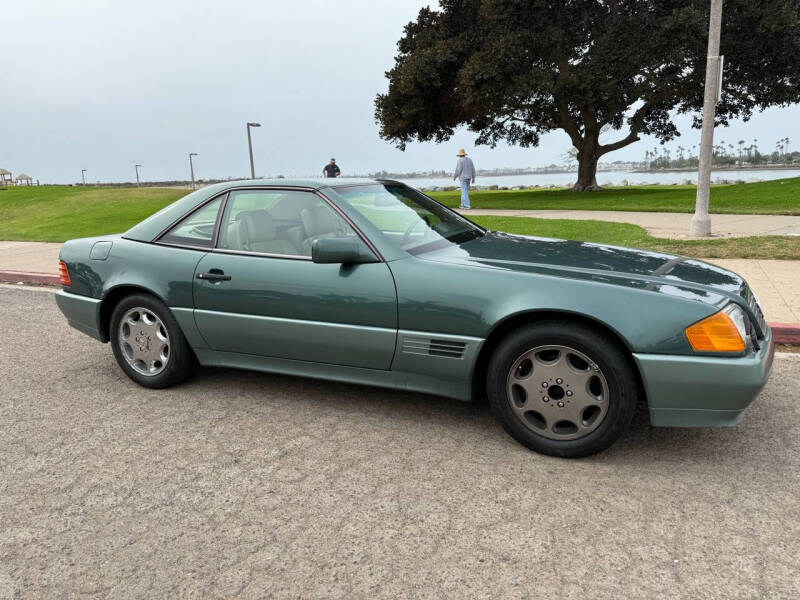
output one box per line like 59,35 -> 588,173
453,148 -> 476,209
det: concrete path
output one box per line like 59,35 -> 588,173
0,240 -> 798,323
459,209 -> 800,239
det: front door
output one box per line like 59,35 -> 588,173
192,188 -> 397,370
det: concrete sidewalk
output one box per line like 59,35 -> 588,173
0,241 -> 61,272
0,240 -> 798,326
459,209 -> 800,239
709,259 -> 799,323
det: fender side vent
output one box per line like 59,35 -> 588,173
402,337 -> 467,359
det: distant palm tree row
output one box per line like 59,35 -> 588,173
644,137 -> 797,170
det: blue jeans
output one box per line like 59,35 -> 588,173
459,179 -> 471,208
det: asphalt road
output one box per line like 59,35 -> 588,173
1,285 -> 799,599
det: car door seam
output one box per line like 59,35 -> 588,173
385,262 -> 401,370
191,251 -> 214,349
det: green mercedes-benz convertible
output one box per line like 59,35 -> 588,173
56,179 -> 774,457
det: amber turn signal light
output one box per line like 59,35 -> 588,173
58,261 -> 71,286
685,310 -> 745,353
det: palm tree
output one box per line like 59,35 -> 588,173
738,140 -> 746,165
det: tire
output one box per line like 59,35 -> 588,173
486,320 -> 637,458
109,293 -> 196,389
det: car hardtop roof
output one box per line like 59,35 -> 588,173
210,177 -> 404,190
122,178 -> 408,242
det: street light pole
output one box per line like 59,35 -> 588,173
135,164 -> 142,188
81,169 -> 87,186
246,122 -> 261,179
690,0 -> 724,238
189,153 -> 198,190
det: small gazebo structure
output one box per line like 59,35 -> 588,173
0,168 -> 12,185
15,173 -> 33,186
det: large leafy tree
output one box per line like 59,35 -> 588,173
375,0 -> 800,190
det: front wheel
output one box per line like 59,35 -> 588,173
109,293 -> 196,389
487,321 -> 638,458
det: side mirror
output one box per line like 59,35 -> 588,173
311,237 -> 378,264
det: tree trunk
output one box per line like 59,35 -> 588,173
571,134 -> 603,191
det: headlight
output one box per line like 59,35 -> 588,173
722,303 -> 748,341
685,304 -> 748,353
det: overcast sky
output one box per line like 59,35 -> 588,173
1,0 -> 798,184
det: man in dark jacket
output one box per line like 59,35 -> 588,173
322,158 -> 341,178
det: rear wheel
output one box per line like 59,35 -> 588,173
487,321 -> 637,458
109,293 -> 195,388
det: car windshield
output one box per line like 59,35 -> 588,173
334,183 -> 484,254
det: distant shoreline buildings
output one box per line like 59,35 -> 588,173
0,168 -> 36,186
357,160 -> 800,181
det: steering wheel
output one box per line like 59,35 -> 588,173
401,216 -> 433,246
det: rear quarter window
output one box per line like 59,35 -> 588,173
159,196 -> 224,247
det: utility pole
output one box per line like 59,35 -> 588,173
246,122 -> 261,179
135,164 -> 142,188
690,0 -> 723,237
189,153 -> 198,189
81,169 -> 87,186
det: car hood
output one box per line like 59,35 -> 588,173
419,231 -> 752,307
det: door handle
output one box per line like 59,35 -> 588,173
196,271 -> 231,281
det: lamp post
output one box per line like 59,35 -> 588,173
189,153 -> 198,189
246,122 -> 261,179
81,169 -> 87,186
690,0 -> 723,238
135,164 -> 142,188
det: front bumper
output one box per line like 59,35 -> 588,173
55,289 -> 106,342
633,328 -> 774,427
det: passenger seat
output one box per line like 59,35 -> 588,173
232,210 -> 298,255
300,206 -> 345,255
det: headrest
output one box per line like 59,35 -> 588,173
236,210 -> 275,242
301,206 -> 340,237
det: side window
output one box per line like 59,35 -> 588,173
218,190 -> 356,256
159,196 -> 224,248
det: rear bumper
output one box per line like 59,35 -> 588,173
633,328 -> 774,427
55,289 -> 106,342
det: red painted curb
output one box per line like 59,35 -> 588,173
769,322 -> 800,346
0,270 -> 61,286
1,269 -> 799,345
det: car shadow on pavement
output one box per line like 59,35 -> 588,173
184,366 -> 777,466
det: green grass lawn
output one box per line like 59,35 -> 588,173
0,186 -> 186,242
471,216 -> 800,260
1,183 -> 798,260
428,176 -> 800,214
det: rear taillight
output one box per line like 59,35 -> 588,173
58,261 -> 71,286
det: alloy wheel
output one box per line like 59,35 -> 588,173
505,344 -> 609,440
117,307 -> 171,376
